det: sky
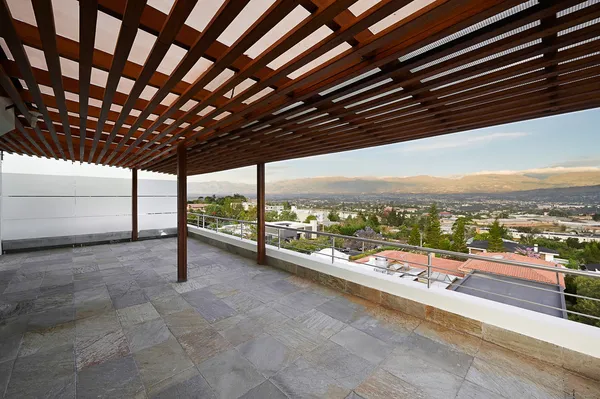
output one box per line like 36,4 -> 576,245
4,108 -> 599,184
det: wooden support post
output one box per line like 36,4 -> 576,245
177,144 -> 187,282
131,168 -> 138,241
257,163 -> 266,265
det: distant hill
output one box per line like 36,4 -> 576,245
188,171 -> 600,196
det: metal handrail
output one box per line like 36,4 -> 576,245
187,213 -> 600,280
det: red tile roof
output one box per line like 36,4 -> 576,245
459,252 -> 565,287
355,250 -> 465,277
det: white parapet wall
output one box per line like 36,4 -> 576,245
1,173 -> 176,249
189,225 -> 600,360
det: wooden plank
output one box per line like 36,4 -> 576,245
88,0 -> 147,163
31,0 -> 75,159
177,143 -> 187,282
0,0 -> 66,159
97,0 -> 198,164
79,0 -> 98,161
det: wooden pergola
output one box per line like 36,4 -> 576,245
1,0 -> 599,280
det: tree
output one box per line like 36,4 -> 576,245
593,213 -> 600,222
327,211 -> 340,222
366,214 -> 380,230
488,218 -> 505,252
408,224 -> 421,246
451,217 -> 467,253
265,210 -> 279,222
279,210 -> 298,221
283,201 -> 291,210
570,277 -> 600,327
582,242 -> 600,264
425,204 -> 441,248
304,215 -> 317,223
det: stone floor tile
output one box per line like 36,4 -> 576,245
198,349 -> 265,399
177,326 -> 232,365
75,298 -> 114,320
222,292 -> 264,313
455,380 -> 506,399
76,354 -> 145,398
271,357 -> 349,399
163,308 -> 211,337
0,359 -> 13,395
317,295 -> 368,324
0,331 -> 23,362
117,302 -> 161,328
382,345 -> 466,399
143,283 -> 178,300
303,341 -> 377,390
393,333 -> 474,378
28,305 -> 76,330
76,326 -> 130,371
276,289 -> 330,313
19,321 -> 75,358
5,343 -> 76,398
171,279 -> 208,294
133,337 -> 194,390
4,277 -> 43,294
124,318 -> 173,353
354,368 -> 425,399
266,278 -> 302,296
295,308 -> 347,338
330,325 -> 392,364
239,380 -> 288,399
237,334 -> 297,377
267,319 -> 326,353
219,316 -> 266,346
193,297 -> 237,323
110,288 -> 148,310
151,292 -> 192,315
148,367 -> 216,399
350,312 -> 412,346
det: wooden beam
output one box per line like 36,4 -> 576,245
177,143 -> 187,282
257,163 -> 266,265
79,0 -> 98,161
132,168 -> 138,241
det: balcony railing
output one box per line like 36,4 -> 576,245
187,213 -> 600,326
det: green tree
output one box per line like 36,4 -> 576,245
283,201 -> 291,210
570,277 -> 600,327
279,210 -> 298,221
425,204 -> 441,248
593,213 -> 600,222
488,218 -> 505,252
451,217 -> 468,253
327,211 -> 340,222
304,215 -> 317,223
408,224 -> 421,246
265,210 -> 279,222
366,214 -> 380,230
582,242 -> 600,264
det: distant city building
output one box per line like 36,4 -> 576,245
187,203 -> 209,211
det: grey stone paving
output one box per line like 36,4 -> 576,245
0,237 -> 598,398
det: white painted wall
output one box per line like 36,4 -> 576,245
1,173 -> 176,240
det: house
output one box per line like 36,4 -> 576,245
459,252 -> 565,288
354,250 -> 465,277
467,239 -> 559,262
187,203 -> 209,211
583,264 -> 600,273
266,220 -> 318,240
311,248 -> 351,263
451,271 -> 567,318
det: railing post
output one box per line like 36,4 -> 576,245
278,228 -> 281,249
427,252 -> 432,289
216,218 -> 219,232
331,237 -> 335,264
202,214 -> 205,228
362,241 -> 365,253
240,221 -> 244,240
196,214 -> 199,228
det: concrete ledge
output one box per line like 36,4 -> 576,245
188,226 -> 600,381
3,228 -> 177,253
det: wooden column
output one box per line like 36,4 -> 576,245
131,168 -> 138,241
177,144 -> 187,282
257,163 -> 266,265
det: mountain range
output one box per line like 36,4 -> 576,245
188,171 -> 600,196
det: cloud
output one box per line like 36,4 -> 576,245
395,132 -> 530,153
469,166 -> 600,176
551,157 -> 600,168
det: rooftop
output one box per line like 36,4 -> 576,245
1,237 -> 597,398
459,252 -> 566,288
467,239 -> 560,255
355,249 -> 465,277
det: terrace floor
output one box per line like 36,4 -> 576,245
0,237 -> 598,399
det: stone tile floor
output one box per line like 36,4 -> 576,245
0,237 -> 599,398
